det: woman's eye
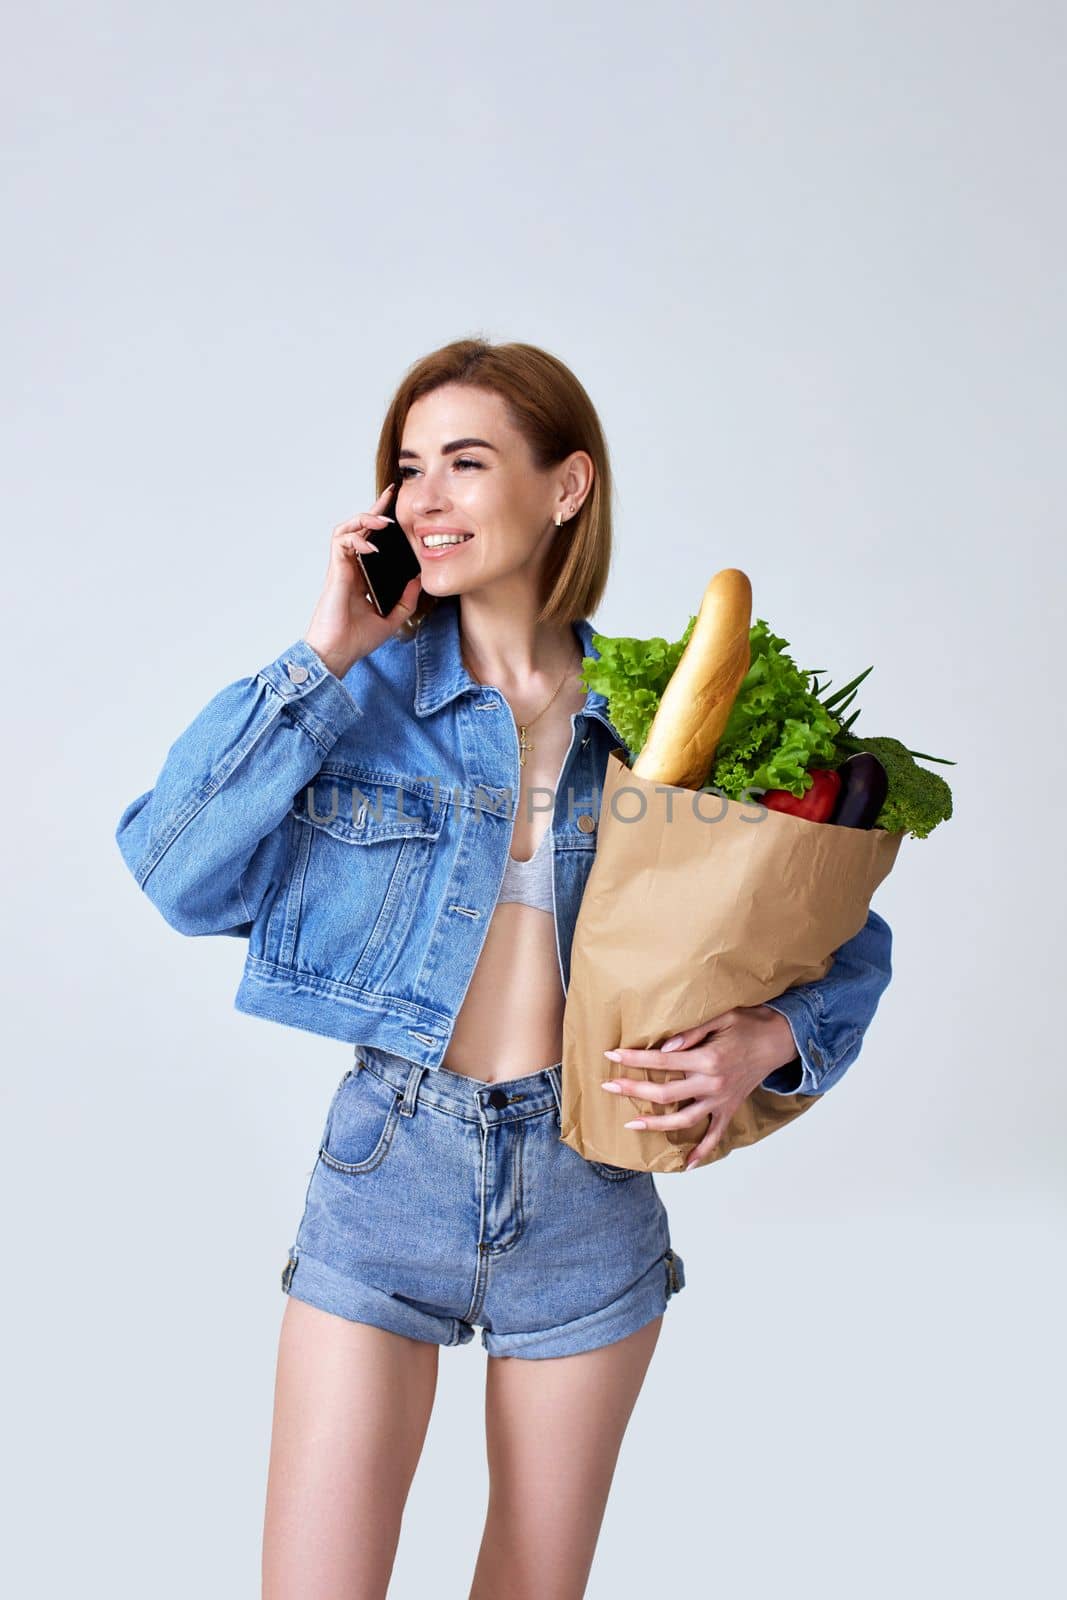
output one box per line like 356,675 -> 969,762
396,457 -> 483,480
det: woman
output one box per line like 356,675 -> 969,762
115,338 -> 892,1599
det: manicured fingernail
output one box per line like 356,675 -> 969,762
662,1037 -> 682,1051
604,1049 -> 621,1060
601,1081 -> 621,1093
624,1120 -> 646,1130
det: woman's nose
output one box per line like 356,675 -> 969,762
409,484 -> 451,515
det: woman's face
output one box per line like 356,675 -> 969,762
394,383 -> 579,603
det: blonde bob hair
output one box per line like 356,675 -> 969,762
372,338 -> 615,638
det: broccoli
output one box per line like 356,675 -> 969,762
833,733 -> 953,840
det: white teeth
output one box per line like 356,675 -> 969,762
423,534 -> 471,547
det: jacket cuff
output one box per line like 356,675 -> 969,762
759,991 -> 823,1095
256,639 -> 364,743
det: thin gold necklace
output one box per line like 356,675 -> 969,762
462,640 -> 579,767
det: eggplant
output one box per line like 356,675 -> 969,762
828,753 -> 888,829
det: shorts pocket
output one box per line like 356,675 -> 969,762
319,1064 -> 403,1175
586,1156 -> 643,1181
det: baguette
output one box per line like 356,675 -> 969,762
631,569 -> 752,790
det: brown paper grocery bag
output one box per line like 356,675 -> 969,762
559,748 -> 903,1173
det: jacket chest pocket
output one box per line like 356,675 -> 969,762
280,773 -> 444,986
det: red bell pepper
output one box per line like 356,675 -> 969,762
761,767 -> 842,822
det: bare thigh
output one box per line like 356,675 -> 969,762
470,1314 -> 664,1600
262,1297 -> 440,1600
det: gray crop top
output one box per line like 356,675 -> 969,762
496,825 -> 554,913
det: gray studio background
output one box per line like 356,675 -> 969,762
4,3 -> 1063,1595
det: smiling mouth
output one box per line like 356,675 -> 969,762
420,533 -> 474,548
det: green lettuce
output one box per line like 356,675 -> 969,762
580,615 -> 955,838
579,617 -> 698,759
709,620 -> 841,798
581,616 -> 838,801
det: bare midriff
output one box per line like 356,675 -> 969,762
439,672 -> 590,1085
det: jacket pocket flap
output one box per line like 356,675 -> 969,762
293,775 -> 442,844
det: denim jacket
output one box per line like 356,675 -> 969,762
115,595 -> 893,1094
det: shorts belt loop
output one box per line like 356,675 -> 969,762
546,1066 -> 563,1126
400,1061 -> 429,1117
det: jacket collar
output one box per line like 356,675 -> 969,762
413,595 -> 624,745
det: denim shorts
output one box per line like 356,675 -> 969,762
280,1044 -> 687,1359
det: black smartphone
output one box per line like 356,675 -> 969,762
356,485 -> 422,617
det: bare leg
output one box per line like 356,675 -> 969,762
469,1314 -> 664,1600
262,1297 -> 440,1600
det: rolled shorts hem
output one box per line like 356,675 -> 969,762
281,1245 -> 476,1348
280,1243 -> 686,1359
481,1246 -> 687,1361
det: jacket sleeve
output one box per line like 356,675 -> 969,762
758,907 -> 894,1096
114,638 -> 364,937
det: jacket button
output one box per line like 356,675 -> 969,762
286,661 -> 309,684
576,814 -> 596,833
487,1088 -> 509,1109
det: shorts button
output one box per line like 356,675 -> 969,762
577,813 -> 596,833
487,1088 -> 509,1109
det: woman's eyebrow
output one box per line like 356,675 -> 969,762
397,437 -> 499,460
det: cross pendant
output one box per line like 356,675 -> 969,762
518,725 -> 531,767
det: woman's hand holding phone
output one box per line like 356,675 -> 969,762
303,484 -> 423,680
